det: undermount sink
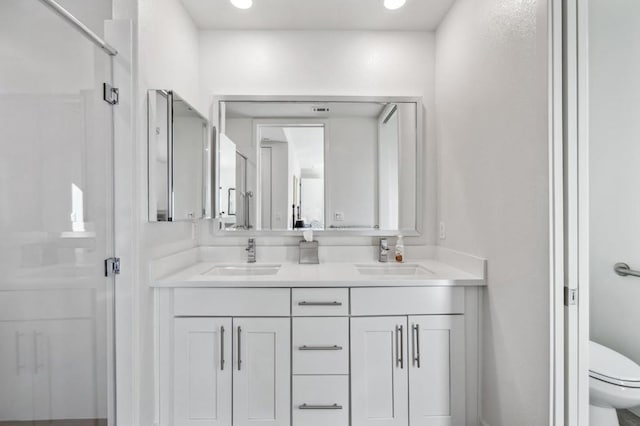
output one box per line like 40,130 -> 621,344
356,264 -> 434,276
203,264 -> 281,276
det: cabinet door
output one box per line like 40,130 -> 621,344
351,316 -> 408,426
408,315 -> 465,426
174,318 -> 232,426
0,322 -> 33,421
32,319 -> 97,421
233,318 -> 290,426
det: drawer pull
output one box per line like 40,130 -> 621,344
298,301 -> 342,306
299,345 -> 343,351
299,403 -> 343,410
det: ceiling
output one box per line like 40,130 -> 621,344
180,0 -> 456,31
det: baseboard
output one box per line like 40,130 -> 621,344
630,407 -> 640,417
480,420 -> 490,426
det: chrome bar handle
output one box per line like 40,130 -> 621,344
237,326 -> 242,371
614,263 -> 640,278
396,325 -> 404,369
298,301 -> 342,306
412,324 -> 421,368
400,325 -> 404,369
220,326 -> 225,371
16,331 -> 26,375
299,345 -> 343,351
299,403 -> 343,410
34,331 -> 45,373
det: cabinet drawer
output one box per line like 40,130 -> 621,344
293,376 -> 349,426
292,288 -> 349,316
293,317 -> 349,375
351,287 -> 464,316
173,288 -> 290,316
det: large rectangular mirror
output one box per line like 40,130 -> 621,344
216,97 -> 421,235
148,90 -> 209,221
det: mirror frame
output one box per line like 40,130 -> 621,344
212,95 -> 424,237
148,89 -> 210,222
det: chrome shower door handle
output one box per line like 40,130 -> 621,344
614,262 -> 640,278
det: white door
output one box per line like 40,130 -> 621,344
408,316 -> 465,426
233,318 -> 290,426
351,316 -> 408,426
174,318 -> 232,426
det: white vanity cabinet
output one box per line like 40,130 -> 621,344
160,286 -> 479,426
350,288 -> 466,426
174,318 -> 232,426
0,290 -> 100,422
232,318 -> 291,426
350,315 -> 464,426
351,316 -> 409,426
168,289 -> 291,426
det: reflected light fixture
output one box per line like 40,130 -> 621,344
384,0 -> 406,10
230,0 -> 252,9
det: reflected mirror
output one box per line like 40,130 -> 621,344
148,90 -> 208,221
216,97 -> 420,234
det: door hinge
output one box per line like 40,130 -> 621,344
103,83 -> 119,105
564,287 -> 578,306
105,257 -> 121,277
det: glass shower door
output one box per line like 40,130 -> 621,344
0,1 -> 115,424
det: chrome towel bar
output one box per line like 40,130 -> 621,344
614,263 -> 640,278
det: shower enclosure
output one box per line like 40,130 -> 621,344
0,0 -> 117,424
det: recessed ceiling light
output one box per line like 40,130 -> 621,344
230,0 -> 252,9
384,0 -> 406,10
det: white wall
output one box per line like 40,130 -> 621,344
134,0 -> 202,424
435,0 -> 549,424
326,117 -> 378,229
200,30 -> 437,244
589,1 -> 640,416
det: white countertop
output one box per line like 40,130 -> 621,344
151,259 -> 486,288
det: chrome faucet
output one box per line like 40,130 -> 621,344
379,238 -> 389,262
246,238 -> 256,263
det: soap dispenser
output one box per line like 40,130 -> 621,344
395,235 -> 405,263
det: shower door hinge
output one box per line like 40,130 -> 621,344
564,287 -> 578,306
103,83 -> 119,105
105,257 -> 121,277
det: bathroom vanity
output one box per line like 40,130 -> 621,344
146,93 -> 487,426
152,253 -> 485,426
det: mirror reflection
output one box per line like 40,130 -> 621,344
148,90 -> 208,222
217,99 -> 419,233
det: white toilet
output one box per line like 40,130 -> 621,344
590,341 -> 640,425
